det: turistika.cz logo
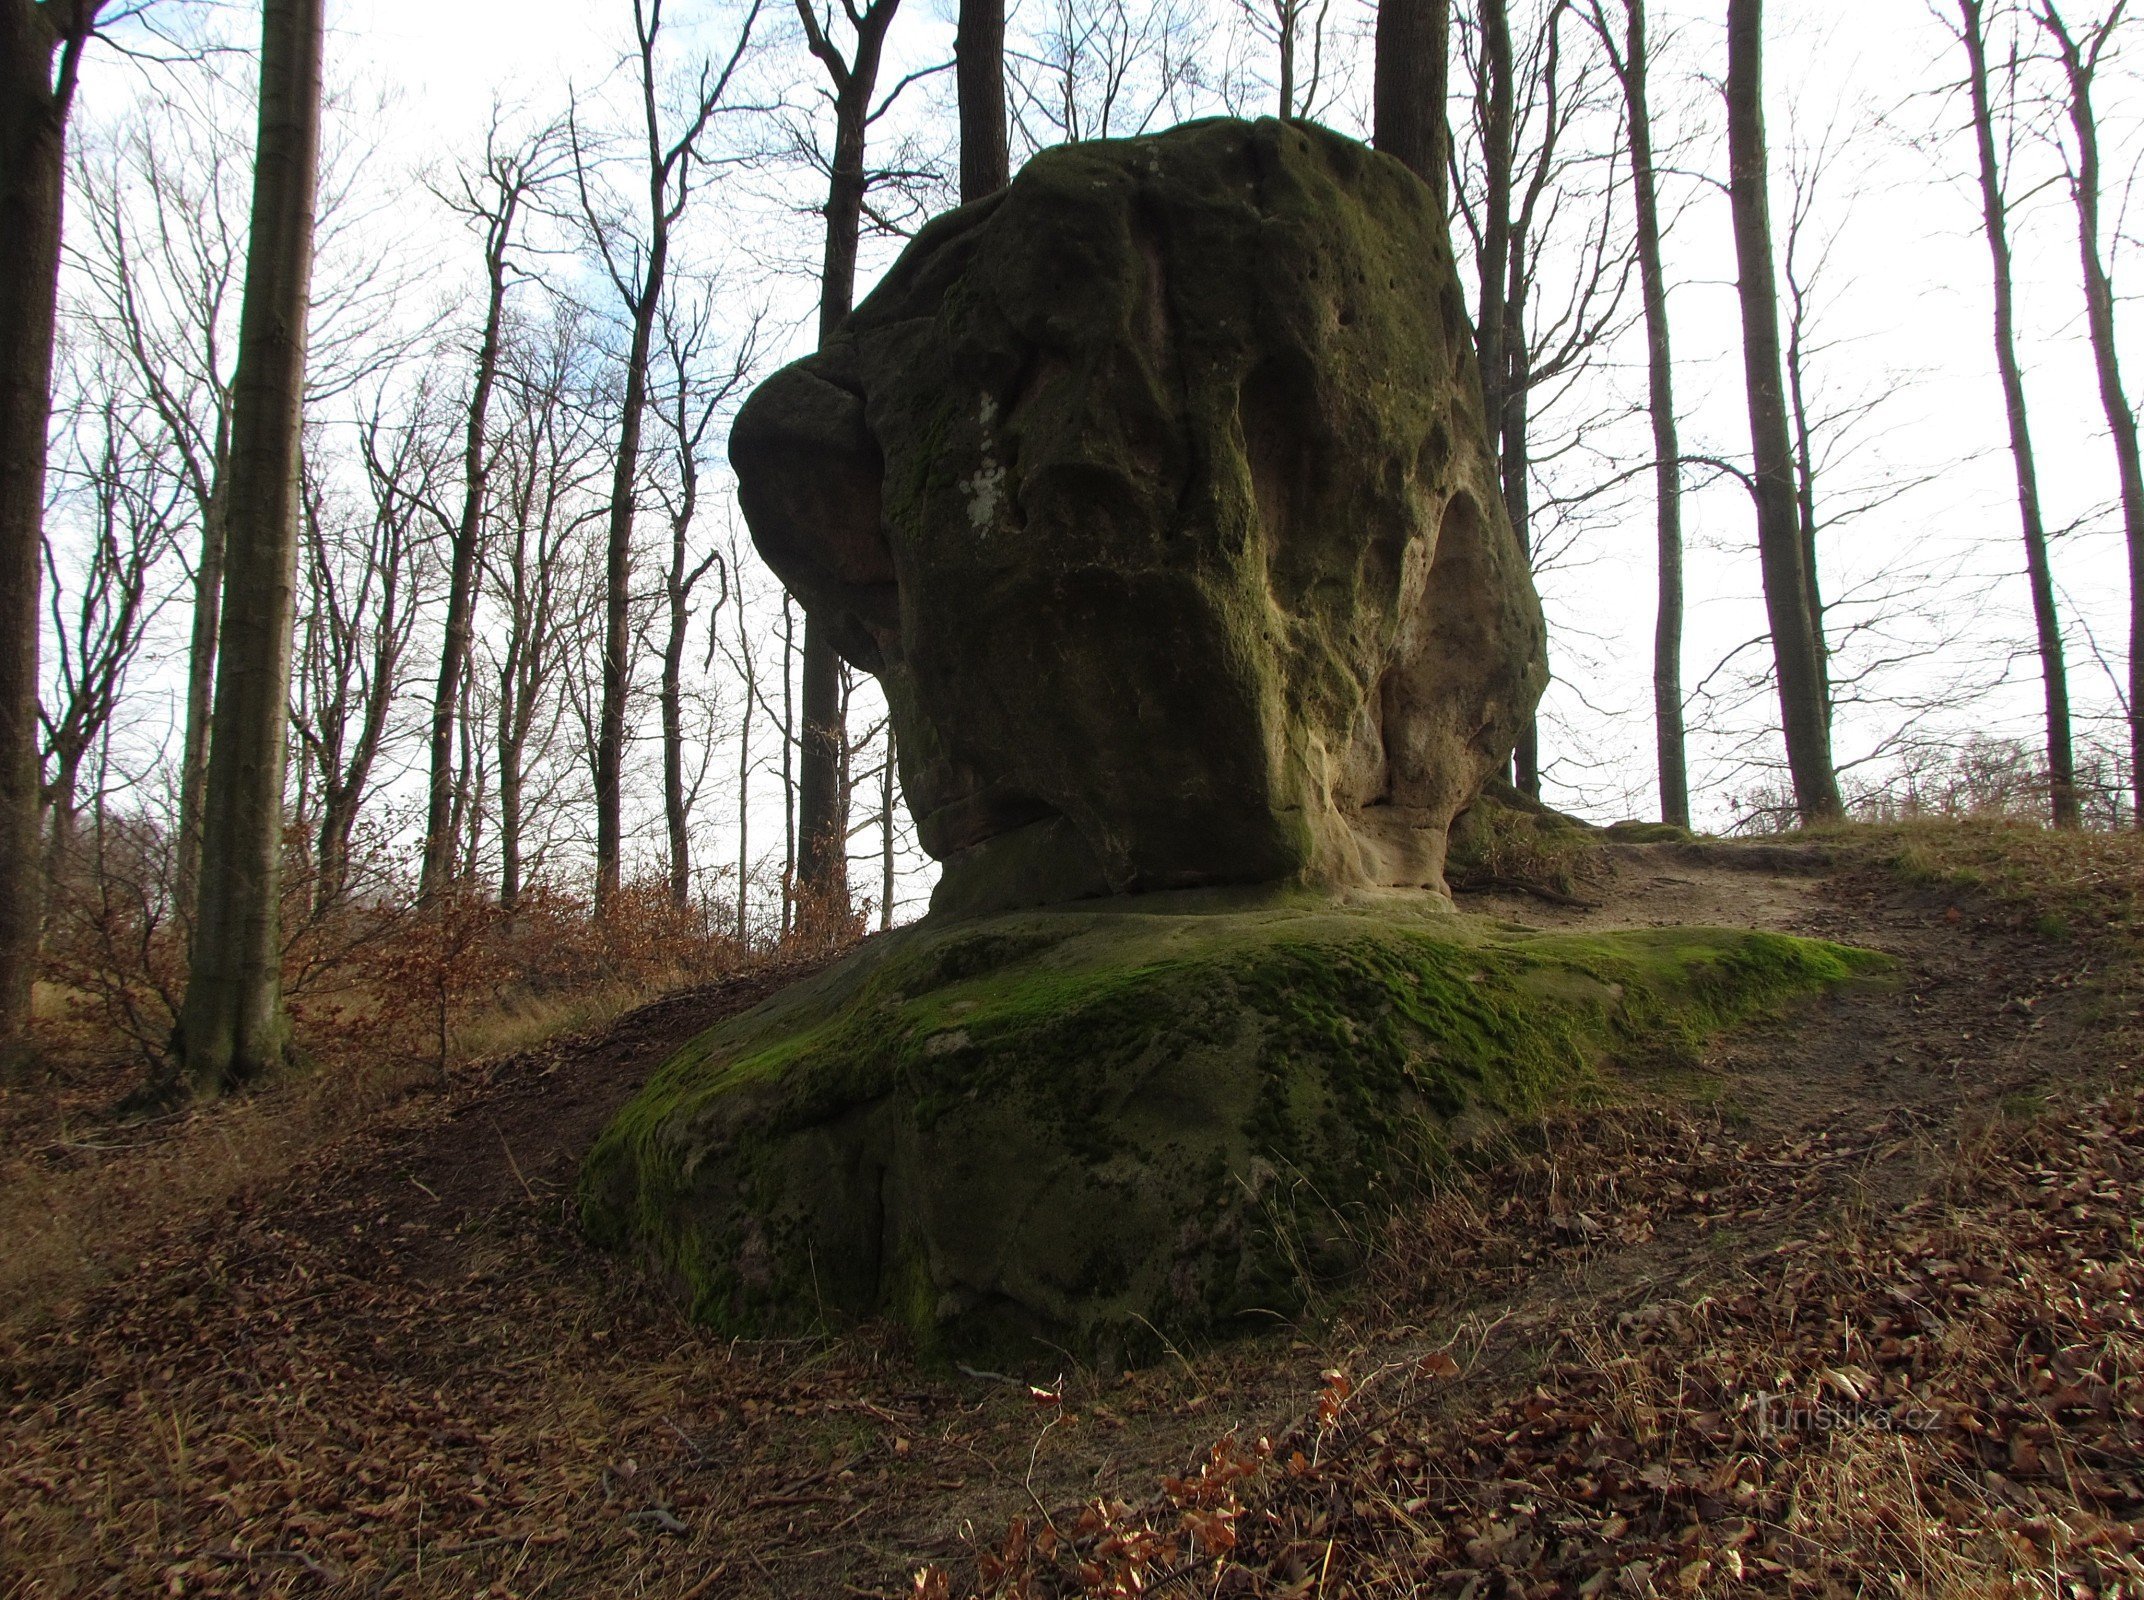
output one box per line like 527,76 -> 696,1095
1749,1391 -> 1941,1438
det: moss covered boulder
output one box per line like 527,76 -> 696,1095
732,118 -> 1545,917
582,897 -> 1877,1367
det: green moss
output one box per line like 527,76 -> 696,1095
1447,788 -> 1604,893
582,898 -> 1881,1367
1605,820 -> 1694,844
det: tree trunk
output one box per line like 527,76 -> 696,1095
176,0 -> 324,1093
661,521 -> 695,911
956,0 -> 1007,202
1472,0 -> 1531,792
1724,0 -> 1840,823
0,0 -> 98,1077
2041,3 -> 2143,827
1607,0 -> 1689,827
422,187 -> 518,899
1474,0 -> 1515,454
735,622 -> 753,940
1373,0 -> 1449,211
175,490 -> 225,923
795,0 -> 902,926
1784,296 -> 1831,726
497,672 -> 523,910
1957,1 -> 2074,826
1278,6 -> 1297,119
879,727 -> 894,932
1502,227 -> 1538,796
595,269 -> 660,911
796,631 -> 845,918
781,598 -> 796,938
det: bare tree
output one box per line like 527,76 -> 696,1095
1,0 -> 107,1075
1780,106 -> 1837,731
73,108 -> 242,928
293,401 -> 433,910
483,305 -> 607,910
1005,0 -> 1217,152
1945,0 -> 2076,825
419,117 -> 556,898
2034,0 -> 2142,827
1581,0 -> 1687,825
792,0 -> 909,928
1723,0 -> 1840,822
1454,0 -> 1631,797
572,0 -> 762,911
73,64 -> 422,924
176,0 -> 325,1094
649,288 -> 748,909
39,372 -> 178,879
878,726 -> 895,929
1375,0 -> 1449,205
958,0 -> 1008,198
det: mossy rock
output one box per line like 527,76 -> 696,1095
581,896 -> 1880,1368
1605,820 -> 1695,844
733,118 -> 1545,916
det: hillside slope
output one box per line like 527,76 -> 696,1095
2,823 -> 2138,1599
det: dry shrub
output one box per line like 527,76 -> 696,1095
1734,734 -> 2135,836
4,820 -> 862,1335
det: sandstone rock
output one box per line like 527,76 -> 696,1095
580,898 -> 1876,1366
733,117 -> 1547,916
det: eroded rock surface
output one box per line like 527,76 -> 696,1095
733,117 -> 1546,916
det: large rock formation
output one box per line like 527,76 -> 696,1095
733,117 -> 1547,916
582,898 -> 1875,1365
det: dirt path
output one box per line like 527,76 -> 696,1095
0,843 -> 2116,1599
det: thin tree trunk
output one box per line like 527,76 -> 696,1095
1502,225 -> 1537,796
661,514 -> 700,910
795,0 -> 902,926
1374,0 -> 1449,211
0,0 -> 99,1077
662,597 -> 689,910
596,275 -> 659,910
175,491 -> 225,922
1474,0 -> 1515,454
1957,0 -> 2074,826
735,625 -> 753,941
497,673 -> 522,909
1603,0 -> 1689,827
1724,0 -> 1840,823
797,631 -> 844,918
1784,306 -> 1830,724
177,0 -> 325,1093
879,727 -> 894,932
2040,2 -> 2143,827
1279,7 -> 1297,119
422,183 -> 520,899
587,0 -> 759,904
781,598 -> 795,938
956,0 -> 1007,202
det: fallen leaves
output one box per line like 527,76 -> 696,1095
951,1077 -> 2144,1600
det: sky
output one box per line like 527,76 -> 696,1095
57,0 -> 2144,917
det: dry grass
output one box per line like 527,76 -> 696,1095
1824,815 -> 2144,937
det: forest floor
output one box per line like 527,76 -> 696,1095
3,819 -> 2142,1599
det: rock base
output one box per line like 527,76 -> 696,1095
581,895 -> 1877,1368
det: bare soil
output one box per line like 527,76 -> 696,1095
2,837 -> 2136,1598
